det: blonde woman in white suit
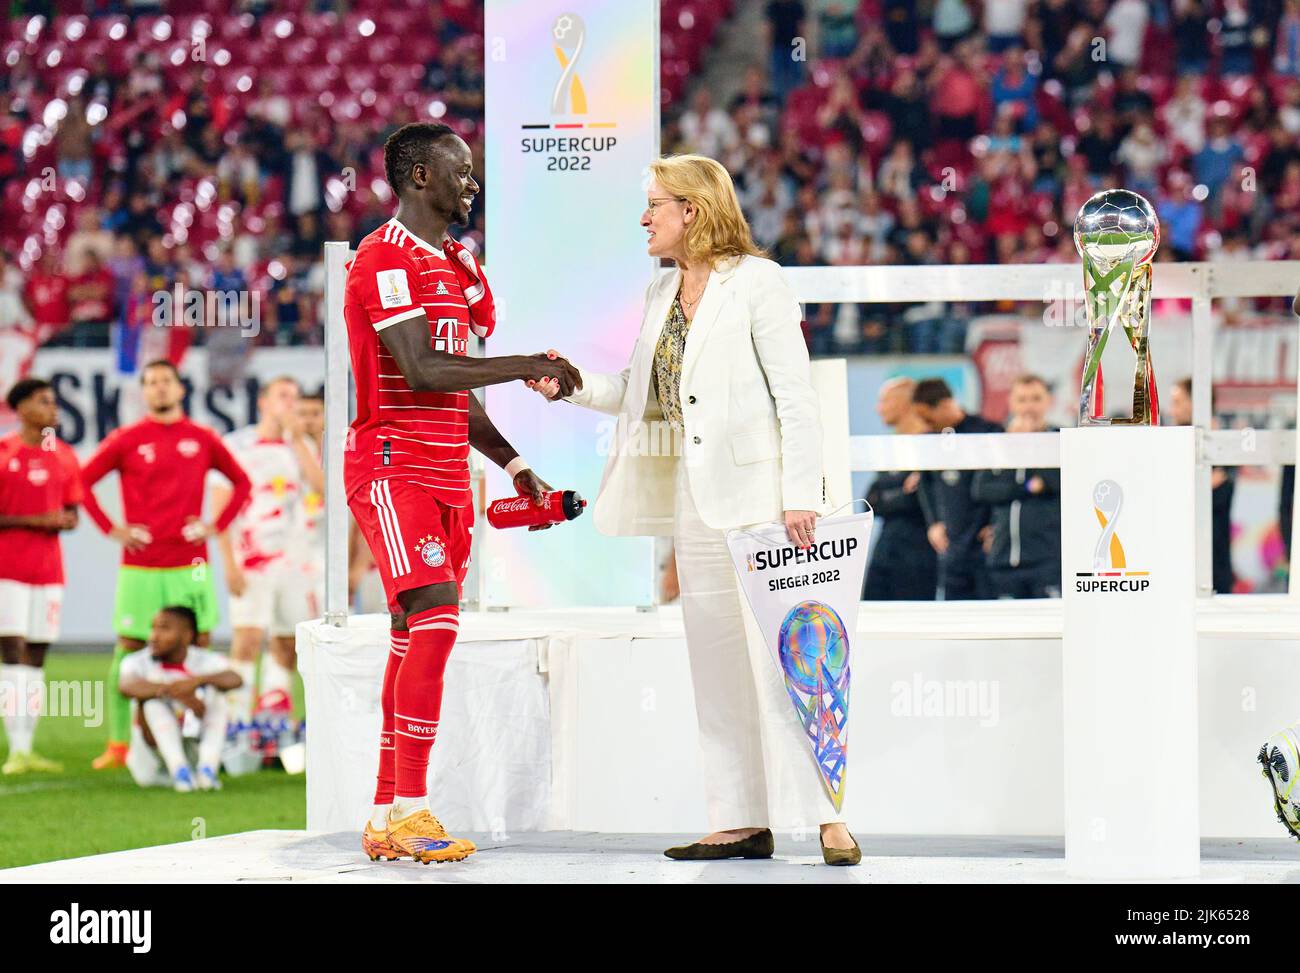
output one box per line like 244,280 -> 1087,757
529,154 -> 859,865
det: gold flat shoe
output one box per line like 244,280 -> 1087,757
821,832 -> 861,866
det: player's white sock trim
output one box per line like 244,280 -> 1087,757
228,660 -> 257,721
19,665 -> 42,754
370,804 -> 392,830
391,795 -> 430,819
1,664 -> 27,754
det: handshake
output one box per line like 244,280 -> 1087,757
525,348 -> 581,401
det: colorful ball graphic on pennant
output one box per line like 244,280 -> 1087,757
777,600 -> 850,694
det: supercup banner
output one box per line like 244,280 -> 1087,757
484,1 -> 659,608
725,511 -> 873,812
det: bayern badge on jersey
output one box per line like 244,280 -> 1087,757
416,535 -> 446,568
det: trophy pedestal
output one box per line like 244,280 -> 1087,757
1060,426 -> 1199,879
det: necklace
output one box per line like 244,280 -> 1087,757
680,282 -> 706,309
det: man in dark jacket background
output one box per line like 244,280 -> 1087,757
912,377 -> 1002,600
972,374 -> 1062,599
863,377 -> 937,600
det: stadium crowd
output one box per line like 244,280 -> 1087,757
0,0 -> 487,376
666,0 -> 1300,354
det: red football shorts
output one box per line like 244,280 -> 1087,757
348,478 -> 472,610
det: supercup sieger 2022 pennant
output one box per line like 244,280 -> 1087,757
725,511 -> 873,812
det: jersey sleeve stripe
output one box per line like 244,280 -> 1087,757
372,307 -> 424,331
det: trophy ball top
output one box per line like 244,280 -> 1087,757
1073,189 -> 1160,269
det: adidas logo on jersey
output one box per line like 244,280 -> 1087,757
435,281 -> 450,296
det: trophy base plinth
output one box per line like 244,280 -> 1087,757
1060,426 -> 1199,878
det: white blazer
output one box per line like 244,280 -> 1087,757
567,253 -> 825,536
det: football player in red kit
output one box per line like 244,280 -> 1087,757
345,122 -> 580,863
0,378 -> 82,774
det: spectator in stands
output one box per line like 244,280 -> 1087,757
1194,117 -> 1246,198
930,47 -> 984,142
765,0 -> 806,101
1164,74 -> 1208,154
65,208 -> 115,278
679,88 -> 739,161
22,253 -> 70,348
990,46 -> 1038,131
815,1 -> 859,59
933,0 -> 976,50
285,130 -> 332,219
912,377 -> 1002,600
985,0 -> 1029,51
1103,0 -> 1149,69
206,248 -> 252,386
864,377 -> 937,600
971,375 -> 1062,599
65,251 -> 115,349
56,96 -> 95,190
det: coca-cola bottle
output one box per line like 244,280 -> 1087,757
486,490 -> 586,529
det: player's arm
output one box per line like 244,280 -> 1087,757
0,511 -> 66,530
282,417 -> 325,495
174,671 -> 243,693
58,445 -> 82,531
203,434 -> 252,537
467,393 -> 552,509
207,482 -> 247,597
118,674 -> 174,701
379,314 -> 581,395
78,430 -> 142,546
360,243 -> 581,393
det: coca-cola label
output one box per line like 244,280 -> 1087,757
494,496 -> 535,514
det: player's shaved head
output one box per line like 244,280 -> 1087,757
384,122 -> 458,194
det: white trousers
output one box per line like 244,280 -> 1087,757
673,463 -> 845,833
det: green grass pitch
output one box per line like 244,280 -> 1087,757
0,651 -> 306,870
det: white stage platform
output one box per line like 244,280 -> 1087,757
298,597 -> 1300,842
2,830 -> 1296,884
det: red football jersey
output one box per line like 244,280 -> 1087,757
0,433 -> 83,585
343,218 -> 476,507
80,416 -> 252,568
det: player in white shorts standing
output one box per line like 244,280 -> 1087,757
0,378 -> 82,774
118,605 -> 243,792
209,376 -> 323,720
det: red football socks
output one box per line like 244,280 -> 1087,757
372,629 -> 409,805
392,606 -> 459,799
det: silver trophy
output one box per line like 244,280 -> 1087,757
1073,189 -> 1161,425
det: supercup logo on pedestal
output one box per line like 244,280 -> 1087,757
1074,479 -> 1151,593
519,12 -> 619,172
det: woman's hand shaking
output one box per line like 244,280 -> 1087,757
526,349 -> 570,400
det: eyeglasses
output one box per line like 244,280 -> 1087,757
645,196 -> 686,214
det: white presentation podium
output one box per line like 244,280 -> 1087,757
1060,426 -> 1199,878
